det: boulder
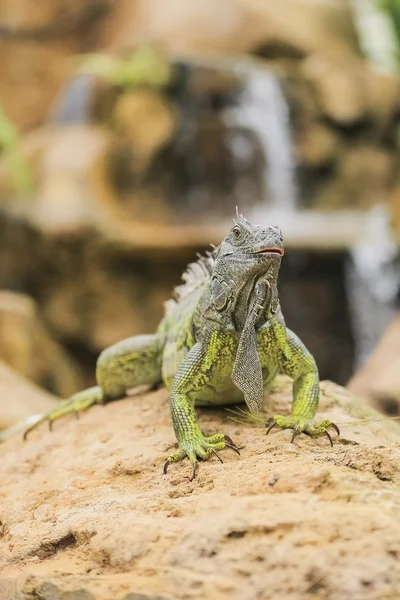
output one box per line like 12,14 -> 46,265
0,1 -> 113,131
1,375 -> 400,598
111,89 -> 176,176
0,360 -> 56,430
301,55 -> 367,126
312,145 -> 393,210
107,0 -> 358,60
295,121 -> 341,168
348,313 -> 400,416
0,291 -> 84,397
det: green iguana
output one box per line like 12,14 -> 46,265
22,213 -> 339,480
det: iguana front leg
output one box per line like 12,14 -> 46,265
263,321 -> 339,444
164,334 -> 239,480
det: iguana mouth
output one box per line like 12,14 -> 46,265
254,247 -> 284,256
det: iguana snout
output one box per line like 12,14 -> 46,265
251,224 -> 284,256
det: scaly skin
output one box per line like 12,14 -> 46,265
21,213 -> 339,479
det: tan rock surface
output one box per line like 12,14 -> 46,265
1,376 -> 400,599
0,360 -> 57,430
108,0 -> 357,60
301,55 -> 367,125
348,313 -> 400,415
0,291 -> 84,397
0,0 -> 113,131
112,90 -> 176,175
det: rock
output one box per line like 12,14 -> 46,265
348,313 -> 400,416
389,180 -> 400,240
0,0 -> 111,33
300,55 -> 399,131
37,125 -> 110,230
111,90 -> 176,176
312,145 -> 393,210
0,125 -> 110,233
0,291 -> 84,397
109,0 -> 262,55
301,55 -> 367,125
34,125 -> 110,233
295,121 -> 341,168
363,70 -> 400,131
1,376 -> 400,598
0,359 -> 57,429
0,1 -> 113,131
0,40 -> 73,132
107,0 -> 358,60
336,146 -> 393,208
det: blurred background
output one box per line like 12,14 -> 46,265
1,0 -> 400,426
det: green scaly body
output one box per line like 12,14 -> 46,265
22,214 -> 338,479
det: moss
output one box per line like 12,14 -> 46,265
0,105 -> 33,195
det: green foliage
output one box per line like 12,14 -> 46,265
381,0 -> 400,41
77,44 -> 171,88
0,105 -> 33,195
380,0 -> 400,62
380,1 -> 400,145
353,0 -> 400,72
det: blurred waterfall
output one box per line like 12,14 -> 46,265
224,65 -> 298,211
50,74 -> 96,124
346,205 -> 400,369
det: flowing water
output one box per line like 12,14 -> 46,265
224,63 -> 298,211
50,74 -> 96,124
346,205 -> 400,369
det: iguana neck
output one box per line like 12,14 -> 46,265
200,258 -> 279,334
231,273 -> 278,332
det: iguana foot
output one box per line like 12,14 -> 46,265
266,415 -> 340,446
23,386 -> 105,440
163,433 -> 240,481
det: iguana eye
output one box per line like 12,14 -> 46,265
232,226 -> 241,238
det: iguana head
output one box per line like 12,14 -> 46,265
218,212 -> 284,261
211,212 -> 284,318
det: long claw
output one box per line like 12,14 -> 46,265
165,432 -> 241,480
324,430 -> 333,447
265,415 -> 340,447
23,421 -> 42,441
211,449 -> 223,463
23,415 -> 48,440
225,442 -> 240,455
189,461 -> 198,481
266,421 -> 277,435
22,387 -> 103,442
